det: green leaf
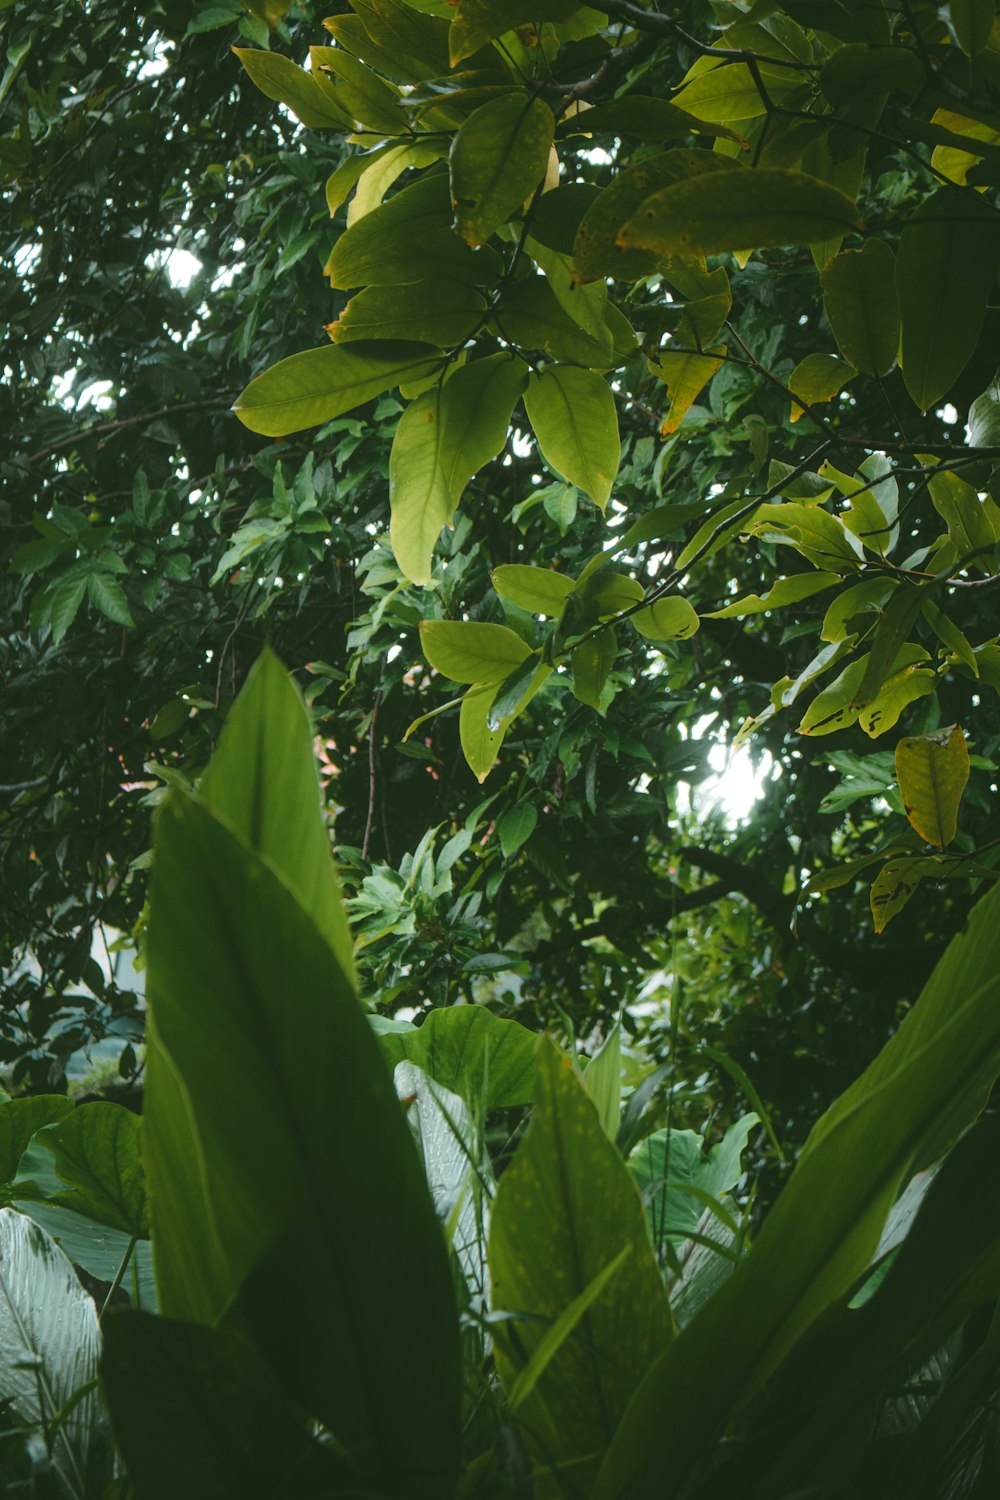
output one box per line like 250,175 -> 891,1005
87,570 -> 135,628
449,0 -> 582,63
745,502 -> 862,572
101,1313 -> 348,1500
490,1040 -> 673,1493
30,1103 -> 148,1237
631,596 -> 700,641
787,352 -> 856,421
376,1005 -> 537,1107
619,168 -> 861,257
451,93 -> 555,246
233,340 -> 441,437
896,187 -> 1000,411
596,879 -> 1000,1500
0,1209 -> 107,1500
944,0 -> 994,54
309,44 -> 405,135
630,1115 -> 759,1243
496,802 -> 538,858
8,536 -> 69,573
48,575 -> 87,645
573,149 -> 737,283
145,786 -> 461,1490
494,274 -> 614,366
926,464 -> 1000,560
326,173 -> 504,289
460,682 -> 506,781
852,585 -> 928,705
895,724 -> 970,848
572,629 -> 617,709
523,365 -> 620,508
420,619 -> 533,683
233,47 -> 353,130
820,239 -> 899,377
968,370 -> 1000,447
492,563 -> 575,616
582,1024 -> 622,1140
0,1096 -> 73,1189
329,279 -> 485,345
390,354 -> 527,583
707,572 -> 840,618
670,58 -> 805,122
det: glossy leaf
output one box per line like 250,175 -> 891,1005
820,239 -> 899,377
895,724 -> 970,848
451,93 -> 555,247
420,619 -> 532,684
596,879 -> 1000,1500
233,341 -> 441,438
490,1040 -> 673,1495
491,563 -> 575,616
896,187 -> 1000,411
619,168 -> 860,257
523,365 -> 620,508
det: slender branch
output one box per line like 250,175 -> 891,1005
25,398 -> 231,464
362,691 -> 381,862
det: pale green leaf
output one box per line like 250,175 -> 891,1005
523,365 -> 620,507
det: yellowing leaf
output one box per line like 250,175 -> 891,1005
523,365 -> 620,508
451,94 -> 555,247
670,59 -> 801,122
618,168 -> 860,258
233,48 -> 353,130
420,620 -> 532,684
329,280 -> 485,346
649,348 -> 725,434
869,857 -> 930,933
233,341 -> 441,437
787,352 -> 856,422
820,240 -> 899,377
895,725 -> 970,848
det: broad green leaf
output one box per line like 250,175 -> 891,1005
30,1103 -> 148,1237
449,0 -> 581,64
377,1004 -> 537,1107
707,572 -> 840,618
745,502 -> 862,572
12,1186 -> 156,1309
896,187 -> 1000,411
926,465 -> 1000,560
198,650 -> 354,979
87,571 -> 135,627
923,597 -> 978,673
523,365 -> 620,507
147,792 -> 461,1492
344,141 -> 443,226
944,0 -> 994,54
493,274 -> 614,367
496,802 -> 538,858
573,150 -> 737,283
390,353 -> 527,584
309,44 -> 405,135
460,682 -> 506,781
928,108 -> 1000,186
787,352 -> 855,421
233,340 -> 441,437
233,48 -> 352,129
582,1024 -> 622,1140
562,94 -> 736,144
353,0 -> 451,79
820,576 -> 896,643
671,58 -> 803,121
820,239 -> 899,377
649,347 -> 725,434
101,1313 -> 348,1500
0,1209 -> 107,1500
490,1040 -> 673,1495
49,575 -> 87,645
823,453 -> 899,558
631,1115 -> 759,1244
326,173 -> 503,288
619,168 -> 860,257
818,39 -> 923,102
968,370 -> 1000,447
631,595 -> 700,641
595,879 -> 1000,1500
328,279 -> 485,345
869,855 -> 934,932
451,94 -> 555,247
858,660 -> 936,738
420,619 -> 532,683
852,585 -> 928,705
572,630 -> 617,710
895,724 -> 970,848
0,1095 -> 73,1189
492,563 -> 575,616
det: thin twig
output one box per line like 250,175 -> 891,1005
362,691 -> 381,862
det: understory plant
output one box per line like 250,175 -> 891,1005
1,652 -> 1000,1498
